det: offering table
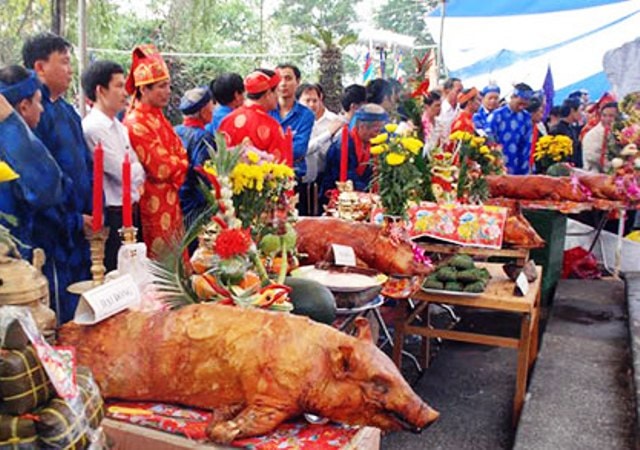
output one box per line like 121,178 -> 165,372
392,262 -> 542,424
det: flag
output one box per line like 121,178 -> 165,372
378,48 -> 386,79
542,65 -> 554,120
363,51 -> 374,84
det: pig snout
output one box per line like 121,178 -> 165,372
383,393 -> 440,433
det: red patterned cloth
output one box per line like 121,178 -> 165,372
219,103 -> 289,164
124,102 -> 188,257
106,401 -> 361,448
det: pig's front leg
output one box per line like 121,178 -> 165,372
207,400 -> 295,443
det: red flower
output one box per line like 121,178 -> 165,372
214,228 -> 252,259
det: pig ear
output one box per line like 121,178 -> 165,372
330,345 -> 355,379
353,317 -> 373,343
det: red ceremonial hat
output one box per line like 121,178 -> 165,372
125,44 -> 170,95
596,92 -> 617,109
458,87 -> 479,105
244,70 -> 281,95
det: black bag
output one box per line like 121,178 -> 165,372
0,347 -> 53,415
0,414 -> 38,450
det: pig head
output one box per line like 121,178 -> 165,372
302,318 -> 439,433
58,304 -> 438,444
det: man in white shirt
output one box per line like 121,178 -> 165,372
436,77 -> 463,140
81,60 -> 145,271
296,83 -> 344,215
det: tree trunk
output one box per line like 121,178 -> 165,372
51,0 -> 66,36
320,46 -> 343,113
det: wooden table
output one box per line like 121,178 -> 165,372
391,262 -> 542,424
103,419 -> 380,450
418,242 -> 530,266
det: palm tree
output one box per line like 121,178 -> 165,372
297,25 -> 358,112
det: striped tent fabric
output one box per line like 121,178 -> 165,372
425,0 -> 640,100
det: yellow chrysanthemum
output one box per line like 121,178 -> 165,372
246,150 -> 260,164
370,133 -> 389,145
479,146 -> 490,155
370,144 -> 386,155
450,130 -> 473,142
0,161 -> 19,183
472,137 -> 485,147
400,137 -> 424,155
386,152 -> 406,166
384,123 -> 398,134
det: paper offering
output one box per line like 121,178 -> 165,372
74,274 -> 140,325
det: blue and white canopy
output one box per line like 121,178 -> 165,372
425,0 -> 640,101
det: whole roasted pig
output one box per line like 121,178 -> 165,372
486,198 -> 545,248
573,172 -> 625,200
58,304 -> 439,443
487,175 -> 590,202
295,217 -> 428,275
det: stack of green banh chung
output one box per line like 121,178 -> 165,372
423,255 -> 491,293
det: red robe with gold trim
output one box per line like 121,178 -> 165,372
218,103 -> 287,162
450,110 -> 475,135
124,103 -> 188,257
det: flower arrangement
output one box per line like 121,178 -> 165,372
204,146 -> 296,236
370,123 -> 425,217
533,134 -> 573,173
608,101 -> 640,174
447,131 -> 505,202
152,137 -> 296,313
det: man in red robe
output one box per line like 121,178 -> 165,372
451,87 -> 480,135
218,69 -> 290,164
123,44 -> 188,257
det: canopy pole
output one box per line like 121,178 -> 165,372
78,0 -> 87,117
437,0 -> 447,79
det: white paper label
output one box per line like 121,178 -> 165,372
332,244 -> 357,267
74,274 -> 140,325
515,271 -> 529,297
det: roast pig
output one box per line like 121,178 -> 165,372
295,217 -> 430,275
58,303 -> 439,443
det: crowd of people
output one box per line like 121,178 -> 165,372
0,32 -> 619,324
420,77 -> 620,177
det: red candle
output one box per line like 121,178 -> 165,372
284,127 -> 294,167
122,153 -> 132,228
339,125 -> 348,182
92,142 -> 104,232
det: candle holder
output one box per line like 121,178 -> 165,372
67,227 -> 109,295
119,226 -> 138,245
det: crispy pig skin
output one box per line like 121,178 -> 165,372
487,175 -> 590,202
295,217 -> 429,275
58,305 -> 439,443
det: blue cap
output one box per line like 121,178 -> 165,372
179,86 -> 212,115
481,84 -> 500,96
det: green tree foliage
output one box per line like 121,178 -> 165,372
297,26 -> 357,112
272,0 -> 356,36
374,0 -> 438,77
0,0 -> 50,63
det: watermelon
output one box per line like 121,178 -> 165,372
285,277 -> 337,325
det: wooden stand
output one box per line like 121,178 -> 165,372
392,262 -> 542,425
102,419 -> 381,450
